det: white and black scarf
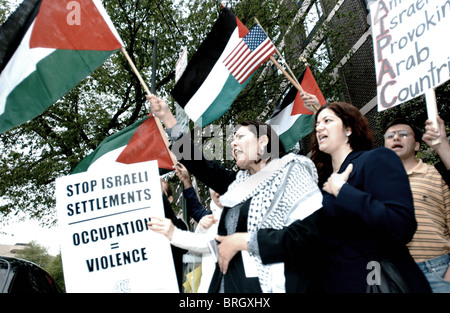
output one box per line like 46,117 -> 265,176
219,153 -> 322,292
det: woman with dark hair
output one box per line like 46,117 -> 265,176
311,102 -> 373,187
257,96 -> 431,292
146,94 -> 323,293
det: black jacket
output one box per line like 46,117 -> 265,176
259,148 -> 431,293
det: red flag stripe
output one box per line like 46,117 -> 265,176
229,40 -> 273,82
116,115 -> 174,170
290,66 -> 326,116
30,0 -> 122,51
234,40 -> 275,83
223,40 -> 247,66
223,24 -> 276,85
226,47 -> 251,74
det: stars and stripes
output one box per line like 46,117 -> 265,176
224,24 -> 276,84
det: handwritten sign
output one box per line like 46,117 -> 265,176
370,0 -> 450,111
56,160 -> 178,293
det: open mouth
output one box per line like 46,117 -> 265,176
233,148 -> 243,159
318,134 -> 327,143
391,144 -> 403,149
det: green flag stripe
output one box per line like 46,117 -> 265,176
71,117 -> 148,174
0,48 -> 116,133
279,114 -> 314,151
196,73 -> 251,127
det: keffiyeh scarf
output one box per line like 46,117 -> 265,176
219,153 -> 321,292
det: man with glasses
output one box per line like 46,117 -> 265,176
384,117 -> 450,292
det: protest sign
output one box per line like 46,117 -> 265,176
370,0 -> 450,111
56,160 -> 178,293
175,46 -> 190,135
175,46 -> 188,83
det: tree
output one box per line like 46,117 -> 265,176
0,0 -> 378,225
15,241 -> 53,269
15,241 -> 65,292
0,0 -> 194,225
45,253 -> 66,293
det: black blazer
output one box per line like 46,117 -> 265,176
257,209 -> 323,292
174,134 -> 237,195
259,148 -> 431,293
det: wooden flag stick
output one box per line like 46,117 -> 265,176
121,47 -> 178,167
254,18 -> 320,113
270,56 -> 324,113
269,55 -> 303,93
425,88 -> 441,145
254,18 -> 300,87
121,47 -> 151,97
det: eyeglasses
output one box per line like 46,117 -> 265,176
384,130 -> 413,140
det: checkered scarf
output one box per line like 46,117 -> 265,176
220,153 -> 320,292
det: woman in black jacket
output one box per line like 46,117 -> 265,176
258,98 -> 431,293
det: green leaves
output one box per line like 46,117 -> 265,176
2,0 -> 447,226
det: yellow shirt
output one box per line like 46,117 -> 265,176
406,159 -> 450,262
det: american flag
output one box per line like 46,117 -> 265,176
224,24 -> 276,84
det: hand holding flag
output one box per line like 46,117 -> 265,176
146,94 -> 177,129
267,66 -> 326,152
253,17 -> 321,113
300,91 -> 322,114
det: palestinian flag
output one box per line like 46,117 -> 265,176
171,8 -> 275,127
267,66 -> 326,152
0,0 -> 123,134
72,115 -> 175,174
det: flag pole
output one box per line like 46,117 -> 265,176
269,52 -> 323,113
254,19 -> 321,113
269,55 -> 304,93
121,47 -> 178,167
121,47 -> 152,97
254,18 -> 300,86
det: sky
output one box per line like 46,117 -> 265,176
0,217 -> 61,256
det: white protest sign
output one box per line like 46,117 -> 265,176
175,46 -> 190,133
175,46 -> 188,83
56,160 -> 179,293
370,0 -> 450,111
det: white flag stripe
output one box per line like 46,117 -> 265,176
223,40 -> 246,66
183,28 -> 241,122
226,46 -> 251,74
0,23 -> 54,115
235,40 -> 275,83
224,26 -> 275,85
266,101 -> 297,134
